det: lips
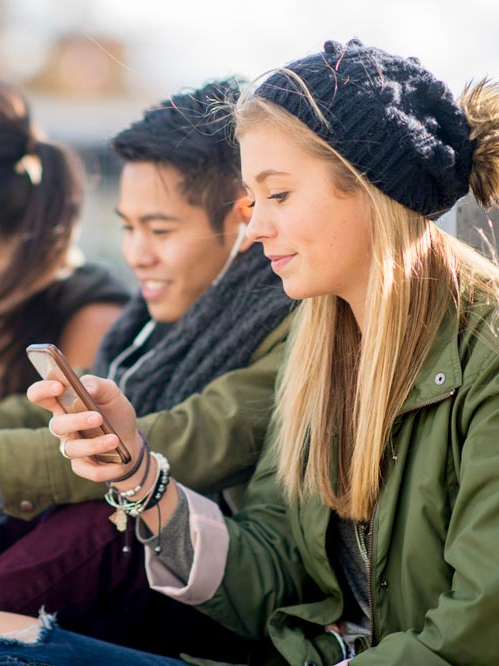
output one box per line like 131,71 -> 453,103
266,254 -> 297,272
143,280 -> 166,289
140,279 -> 172,300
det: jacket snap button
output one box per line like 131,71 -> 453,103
19,500 -> 34,512
380,578 -> 389,590
434,372 -> 446,385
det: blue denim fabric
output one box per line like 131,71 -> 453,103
0,617 -> 188,666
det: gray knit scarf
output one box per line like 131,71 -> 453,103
92,244 -> 293,416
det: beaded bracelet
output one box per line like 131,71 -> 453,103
139,452 -> 170,555
106,462 -> 160,553
143,452 -> 170,555
109,446 -> 151,499
105,471 -> 157,517
106,452 -> 170,513
143,452 -> 170,510
105,450 -> 171,554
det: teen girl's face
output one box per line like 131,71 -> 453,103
117,162 -> 238,323
240,122 -> 372,324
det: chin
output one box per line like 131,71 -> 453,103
147,303 -> 175,323
281,281 -> 309,300
283,279 -> 333,300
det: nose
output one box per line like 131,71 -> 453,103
245,203 -> 277,244
122,231 -> 157,269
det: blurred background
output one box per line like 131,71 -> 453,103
1,0 -> 498,284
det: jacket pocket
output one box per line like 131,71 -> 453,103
267,598 -> 346,665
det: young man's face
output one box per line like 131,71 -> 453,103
117,161 -> 240,323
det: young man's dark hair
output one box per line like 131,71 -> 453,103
112,79 -> 242,234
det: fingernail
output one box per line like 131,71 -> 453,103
87,413 -> 100,426
104,436 -> 117,449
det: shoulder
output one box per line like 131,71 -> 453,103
54,263 -> 130,368
45,262 -> 130,330
57,262 -> 131,310
249,311 -> 296,362
458,297 -> 499,377
57,301 -> 125,369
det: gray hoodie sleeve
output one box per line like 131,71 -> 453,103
135,485 -> 193,583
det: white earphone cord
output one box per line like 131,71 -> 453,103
211,223 -> 247,287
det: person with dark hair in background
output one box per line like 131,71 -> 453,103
0,79 -> 293,663
7,38 -> 499,666
0,80 -> 130,398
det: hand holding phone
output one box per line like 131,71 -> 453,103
26,343 -> 131,465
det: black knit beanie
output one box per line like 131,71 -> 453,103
255,38 -> 475,218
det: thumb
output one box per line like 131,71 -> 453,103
79,375 -> 123,409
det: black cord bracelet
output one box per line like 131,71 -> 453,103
109,431 -> 148,483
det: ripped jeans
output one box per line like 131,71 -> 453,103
0,612 -> 188,666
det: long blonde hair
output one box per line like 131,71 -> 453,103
235,81 -> 499,521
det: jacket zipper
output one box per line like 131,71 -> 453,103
398,389 -> 455,416
362,387 -> 456,647
367,505 -> 377,646
354,518 -> 374,649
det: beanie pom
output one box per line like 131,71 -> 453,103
460,78 -> 499,208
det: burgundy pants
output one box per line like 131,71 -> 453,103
0,501 -> 251,661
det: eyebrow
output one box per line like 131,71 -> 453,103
242,169 -> 291,188
114,208 -> 180,223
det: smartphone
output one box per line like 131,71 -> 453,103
26,343 -> 131,465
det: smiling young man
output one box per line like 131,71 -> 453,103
117,161 -> 246,322
0,79 -> 293,661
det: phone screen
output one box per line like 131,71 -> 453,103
27,350 -> 89,413
26,343 -> 131,465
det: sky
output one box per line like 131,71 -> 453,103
2,0 -> 499,99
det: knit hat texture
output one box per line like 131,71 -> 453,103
256,38 -> 475,218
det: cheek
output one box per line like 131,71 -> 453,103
121,236 -> 132,263
345,219 -> 371,259
158,245 -> 178,268
168,239 -> 211,285
159,236 -> 195,269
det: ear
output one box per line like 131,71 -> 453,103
237,196 -> 254,224
225,196 -> 253,253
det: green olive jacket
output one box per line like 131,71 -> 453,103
0,316 -> 292,520
188,302 -> 499,666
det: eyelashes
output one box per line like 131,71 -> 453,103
245,191 -> 290,209
267,192 -> 289,203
